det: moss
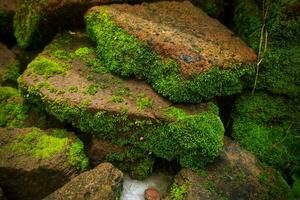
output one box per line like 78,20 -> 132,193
2,61 -> 21,83
234,0 -> 300,96
85,8 -> 254,103
29,56 -> 69,78
86,84 -> 100,95
232,92 -> 300,173
68,86 -> 78,93
110,95 -> 124,103
170,181 -> 189,200
136,93 -> 153,109
10,128 -> 89,170
75,47 -> 94,58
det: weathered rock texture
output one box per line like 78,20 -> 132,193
85,1 -> 257,103
165,137 -> 290,200
0,127 -> 89,200
43,163 -> 123,200
0,43 -> 20,84
19,31 -> 224,177
0,0 -> 18,44
13,0 -> 149,49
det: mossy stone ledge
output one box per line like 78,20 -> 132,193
0,127 -> 89,200
18,32 -> 225,175
85,1 -> 257,103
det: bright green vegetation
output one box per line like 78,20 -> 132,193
10,128 -> 89,171
86,84 -> 100,95
85,8 -> 254,103
232,92 -> 300,175
234,0 -> 300,96
170,182 -> 189,200
136,93 -> 152,109
1,61 -> 21,84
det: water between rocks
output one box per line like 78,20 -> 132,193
120,172 -> 173,200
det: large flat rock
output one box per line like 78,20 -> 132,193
43,163 -> 123,200
164,137 -> 290,200
19,31 -> 224,173
0,127 -> 89,200
0,43 -> 20,84
85,1 -> 257,103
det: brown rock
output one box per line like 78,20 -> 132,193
0,43 -> 20,84
145,187 -> 161,200
43,163 -> 123,200
165,137 -> 290,200
0,127 -> 89,200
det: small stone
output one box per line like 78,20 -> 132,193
144,187 -> 161,200
180,54 -> 193,63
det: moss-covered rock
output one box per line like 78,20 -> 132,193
85,1 -> 256,103
18,31 -> 225,176
232,92 -> 300,175
164,137 -> 290,200
233,0 -> 300,96
0,127 -> 89,200
0,0 -> 18,45
0,43 -> 20,85
43,163 -> 123,200
191,0 -> 225,18
13,0 -> 147,49
0,86 -> 63,128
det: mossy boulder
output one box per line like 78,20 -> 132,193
232,92 -> 300,177
85,1 -> 256,103
0,0 -> 18,45
0,127 -> 89,200
43,163 -> 123,200
13,0 -> 147,49
0,86 -> 63,129
0,43 -> 20,85
18,31 -> 225,176
164,137 -> 290,200
233,0 -> 300,96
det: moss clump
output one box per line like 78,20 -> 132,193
10,128 -> 89,171
85,8 -> 254,103
136,93 -> 152,109
170,182 -> 189,200
234,0 -> 300,96
232,92 -> 300,173
1,61 -> 21,84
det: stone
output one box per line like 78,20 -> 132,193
13,0 -> 147,49
43,163 -> 123,200
145,187 -> 161,200
0,127 -> 89,200
165,137 -> 290,200
0,43 -> 20,84
85,1 -> 257,103
0,0 -> 18,44
18,31 -> 224,175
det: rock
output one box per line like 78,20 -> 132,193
0,127 -> 89,200
13,0 -> 147,49
145,187 -> 161,200
85,1 -> 257,103
190,0 -> 225,18
0,86 -> 63,129
165,137 -> 290,200
11,45 -> 41,71
43,163 -> 123,200
0,43 -> 20,84
0,0 -> 18,44
19,31 -> 224,176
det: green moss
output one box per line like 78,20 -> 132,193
29,56 -> 69,78
68,138 -> 89,171
85,8 -> 254,103
110,95 -> 124,103
234,0 -> 300,96
170,182 -> 189,200
136,93 -> 153,109
75,47 -> 93,58
86,84 -> 100,95
232,92 -> 300,173
2,61 -> 21,83
19,81 -> 224,171
68,86 -> 78,93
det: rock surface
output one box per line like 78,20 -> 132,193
144,187 -> 161,200
0,43 -> 20,84
85,1 -> 257,103
0,127 -> 89,200
43,163 -> 123,200
19,31 -> 224,173
165,137 -> 290,200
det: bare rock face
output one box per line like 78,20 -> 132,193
0,43 -> 20,84
43,163 -> 123,200
19,31 -> 225,176
165,137 -> 290,200
0,127 -> 89,200
85,1 -> 257,103
145,187 -> 161,200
